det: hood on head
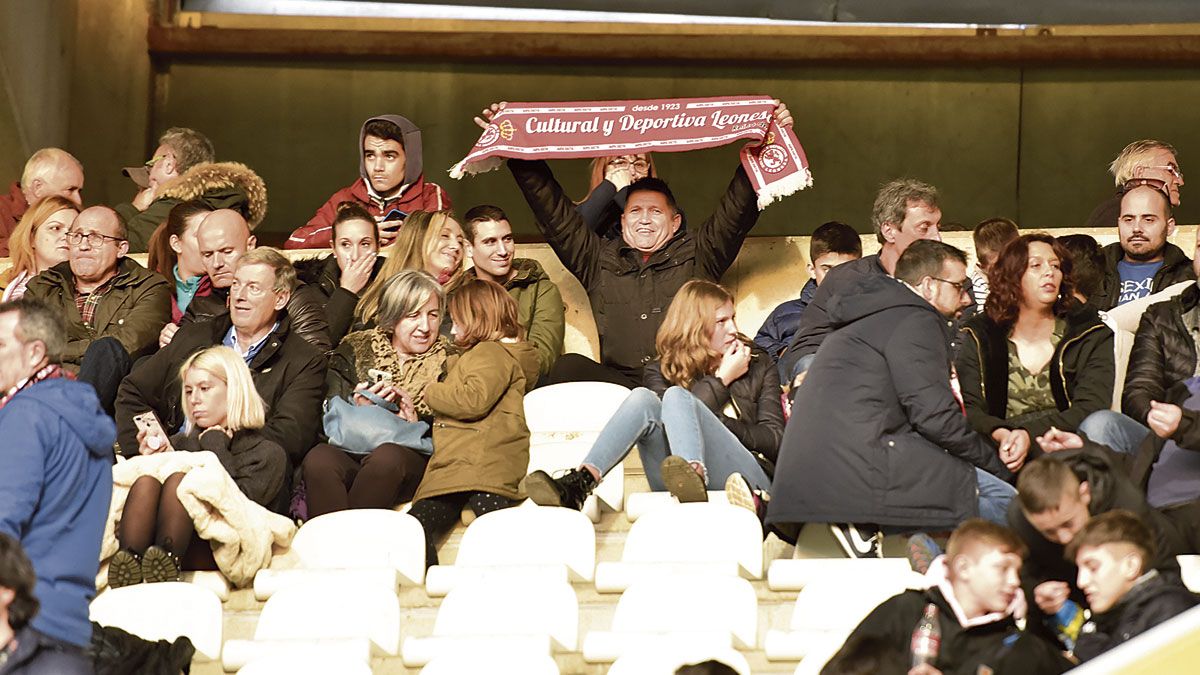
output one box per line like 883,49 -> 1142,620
359,114 -> 423,190
157,161 -> 269,229
826,273 -> 933,328
19,379 -> 116,458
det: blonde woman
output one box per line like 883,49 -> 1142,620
355,210 -> 465,325
0,196 -> 77,301
108,346 -> 287,587
526,279 -> 783,511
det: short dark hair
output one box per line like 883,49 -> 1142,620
363,118 -> 405,148
462,204 -> 510,243
626,176 -> 679,215
893,239 -> 967,287
810,221 -> 862,262
1057,234 -> 1105,301
973,218 -> 1020,260
0,532 -> 39,631
331,201 -> 378,243
675,661 -> 740,675
1065,510 -> 1156,571
0,297 -> 67,363
823,634 -> 907,675
1017,455 -> 1082,515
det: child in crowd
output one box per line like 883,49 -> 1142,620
970,217 -> 1020,307
525,279 -> 783,514
406,278 -> 540,567
0,533 -> 39,670
754,221 -> 860,371
1069,510 -> 1199,662
824,519 -> 1071,675
110,346 -> 288,587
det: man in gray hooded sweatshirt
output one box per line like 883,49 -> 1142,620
286,114 -> 452,249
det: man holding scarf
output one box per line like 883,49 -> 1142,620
0,298 -> 114,672
472,100 -> 793,387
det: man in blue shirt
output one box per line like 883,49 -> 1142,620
1094,179 -> 1194,309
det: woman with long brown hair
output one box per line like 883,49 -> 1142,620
957,233 -> 1116,455
355,209 -> 465,326
146,199 -> 213,322
525,279 -> 783,511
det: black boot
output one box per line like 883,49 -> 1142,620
141,545 -> 182,583
524,468 -> 598,511
108,549 -> 143,589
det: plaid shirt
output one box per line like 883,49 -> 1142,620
74,276 -> 117,328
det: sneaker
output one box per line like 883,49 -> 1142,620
141,545 -> 181,583
906,532 -> 942,574
523,468 -> 597,511
724,472 -> 765,521
830,523 -> 883,559
661,456 -> 708,503
108,549 -> 143,589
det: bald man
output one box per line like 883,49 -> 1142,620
160,209 -> 330,351
23,206 -> 170,413
1,148 -> 85,256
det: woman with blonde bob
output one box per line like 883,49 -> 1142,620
407,278 -> 541,567
107,346 -> 288,588
355,210 -> 465,326
525,279 -> 784,513
0,195 -> 77,301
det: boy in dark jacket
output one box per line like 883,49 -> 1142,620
824,519 -> 1071,675
1068,510 -> 1199,662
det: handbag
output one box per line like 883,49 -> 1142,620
322,394 -> 434,456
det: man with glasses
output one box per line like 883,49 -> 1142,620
768,240 -> 1019,558
23,206 -> 170,414
1086,139 -> 1185,231
115,127 -> 216,252
115,247 -> 326,475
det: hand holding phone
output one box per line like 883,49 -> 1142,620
133,411 -> 170,455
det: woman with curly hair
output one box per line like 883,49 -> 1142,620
957,233 -> 1116,457
524,279 -> 783,510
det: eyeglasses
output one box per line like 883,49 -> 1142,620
932,277 -> 972,297
608,156 -> 650,172
66,231 -> 125,247
144,154 -> 169,169
1145,164 -> 1184,182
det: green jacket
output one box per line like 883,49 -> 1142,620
416,340 -> 541,502
467,258 -> 564,380
24,257 -> 171,365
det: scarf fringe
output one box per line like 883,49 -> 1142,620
755,167 -> 814,211
449,156 -> 504,180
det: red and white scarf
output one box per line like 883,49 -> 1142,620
451,96 -> 812,210
0,364 -> 73,411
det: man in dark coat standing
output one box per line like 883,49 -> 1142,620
767,240 -> 1022,558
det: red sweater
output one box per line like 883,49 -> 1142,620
0,182 -> 30,257
285,176 -> 451,249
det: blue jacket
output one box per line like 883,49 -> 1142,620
754,278 -> 816,362
0,378 -> 114,648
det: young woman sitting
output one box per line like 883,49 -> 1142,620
0,195 -> 77,301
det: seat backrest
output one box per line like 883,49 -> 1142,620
90,582 -> 223,660
621,503 -> 763,577
239,654 -> 373,675
789,568 -> 923,632
608,646 -> 751,675
433,578 -> 579,650
290,509 -> 425,580
612,575 -> 757,648
420,652 -> 560,675
523,382 -> 632,433
254,581 -> 402,654
454,506 -> 596,580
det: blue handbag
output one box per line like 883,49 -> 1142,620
322,393 -> 434,456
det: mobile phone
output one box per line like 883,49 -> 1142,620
133,411 -> 167,449
367,368 -> 393,385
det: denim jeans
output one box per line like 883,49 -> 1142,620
581,386 -> 772,492
976,468 -> 1017,526
1077,409 -> 1150,456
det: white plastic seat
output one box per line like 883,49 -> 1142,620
594,502 -> 763,592
523,381 -> 632,437
1179,555 -> 1200,593
767,557 -> 915,591
583,574 -> 758,662
425,506 -> 595,595
765,566 -> 922,661
253,509 -> 424,599
90,582 -> 223,661
420,652 -> 561,674
238,651 -> 373,675
222,580 -> 401,670
401,578 -> 578,667
624,490 -> 728,521
608,645 -> 751,674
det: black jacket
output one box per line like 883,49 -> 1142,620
293,254 -> 387,347
824,587 -> 1072,675
114,312 -> 327,465
183,282 -> 334,353
767,274 -> 1009,532
509,158 -> 760,382
168,427 -> 289,513
957,304 -> 1114,442
1091,241 -> 1195,311
1074,570 -> 1199,662
1007,442 -> 1188,620
778,254 -> 888,379
1123,282 -> 1200,425
643,343 -> 784,475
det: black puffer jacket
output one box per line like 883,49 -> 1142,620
768,274 -> 1009,533
1074,570 -> 1199,663
956,304 -> 1114,442
643,343 -> 784,475
1091,241 -> 1195,311
509,158 -> 760,383
168,427 -> 289,512
1123,282 -> 1200,425
182,282 -> 333,353
293,254 -> 387,347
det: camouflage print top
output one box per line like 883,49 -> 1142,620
1005,318 -> 1066,420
